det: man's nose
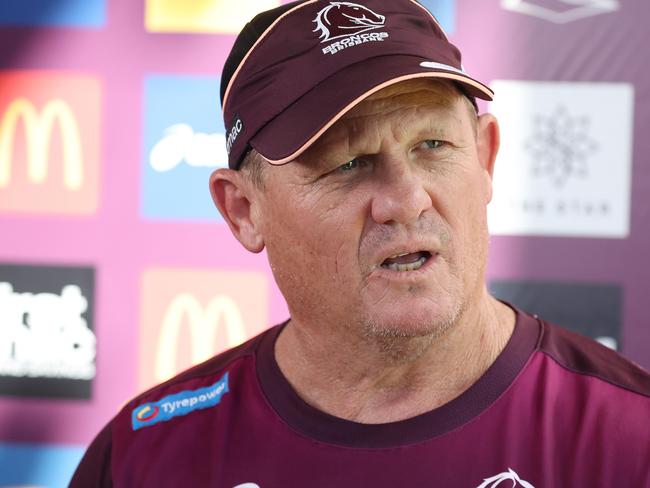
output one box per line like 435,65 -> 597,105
369,159 -> 433,225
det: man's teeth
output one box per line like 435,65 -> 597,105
383,255 -> 427,271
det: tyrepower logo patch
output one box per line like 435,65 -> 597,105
139,268 -> 268,390
135,404 -> 160,422
315,2 -> 389,55
142,75 -> 226,220
488,81 -> 633,238
145,0 -> 279,33
0,71 -> 101,215
132,373 -> 229,430
0,264 -> 96,399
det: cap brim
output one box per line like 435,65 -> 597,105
251,54 -> 493,165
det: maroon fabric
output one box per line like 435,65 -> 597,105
251,54 -> 487,163
223,0 -> 493,168
68,423 -> 113,487
70,309 -> 650,487
256,305 -> 538,447
539,320 -> 650,396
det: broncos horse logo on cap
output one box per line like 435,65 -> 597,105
476,468 -> 535,488
313,2 -> 385,42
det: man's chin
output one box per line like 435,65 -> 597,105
360,302 -> 462,341
358,314 -> 455,363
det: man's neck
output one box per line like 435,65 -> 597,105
274,294 -> 516,424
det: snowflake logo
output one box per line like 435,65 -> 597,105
525,105 -> 598,187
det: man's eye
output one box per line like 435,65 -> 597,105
422,140 -> 443,149
338,158 -> 360,172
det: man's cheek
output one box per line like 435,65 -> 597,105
333,239 -> 358,279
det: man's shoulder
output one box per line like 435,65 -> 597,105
107,322 -> 283,443
69,324 -> 284,486
123,323 -> 282,417
524,316 -> 650,476
536,317 -> 650,399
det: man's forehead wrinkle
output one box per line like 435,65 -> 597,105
349,90 -> 458,120
303,120 -> 356,164
326,106 -> 406,158
365,78 -> 459,101
300,85 -> 467,166
345,104 -> 462,151
424,106 -> 472,144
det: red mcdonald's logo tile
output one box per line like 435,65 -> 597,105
139,268 -> 269,390
0,71 -> 101,215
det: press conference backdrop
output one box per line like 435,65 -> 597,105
0,0 -> 648,485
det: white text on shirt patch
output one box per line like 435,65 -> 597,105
131,372 -> 229,430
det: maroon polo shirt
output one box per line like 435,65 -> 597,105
70,308 -> 650,487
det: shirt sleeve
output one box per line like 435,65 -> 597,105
68,422 -> 113,487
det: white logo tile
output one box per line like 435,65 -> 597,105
488,80 -> 634,238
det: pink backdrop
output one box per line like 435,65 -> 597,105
1,0 -> 648,485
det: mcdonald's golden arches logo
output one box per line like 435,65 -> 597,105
0,71 -> 101,214
140,268 -> 269,390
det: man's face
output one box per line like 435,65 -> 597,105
255,79 -> 495,338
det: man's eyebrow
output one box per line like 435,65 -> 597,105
302,99 -> 466,165
294,146 -> 346,174
302,126 -> 355,164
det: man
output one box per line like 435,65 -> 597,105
71,1 -> 650,486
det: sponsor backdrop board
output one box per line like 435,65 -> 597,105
0,71 -> 102,215
0,264 -> 96,400
141,75 -> 225,220
0,0 -> 649,485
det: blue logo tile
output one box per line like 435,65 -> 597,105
132,373 -> 229,430
0,442 -> 85,488
0,0 -> 105,27
419,0 -> 455,34
142,75 -> 226,221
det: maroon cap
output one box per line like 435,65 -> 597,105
221,0 -> 494,170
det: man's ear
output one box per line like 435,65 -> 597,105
209,168 -> 265,253
476,113 -> 500,203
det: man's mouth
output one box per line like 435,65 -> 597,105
380,251 -> 432,272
